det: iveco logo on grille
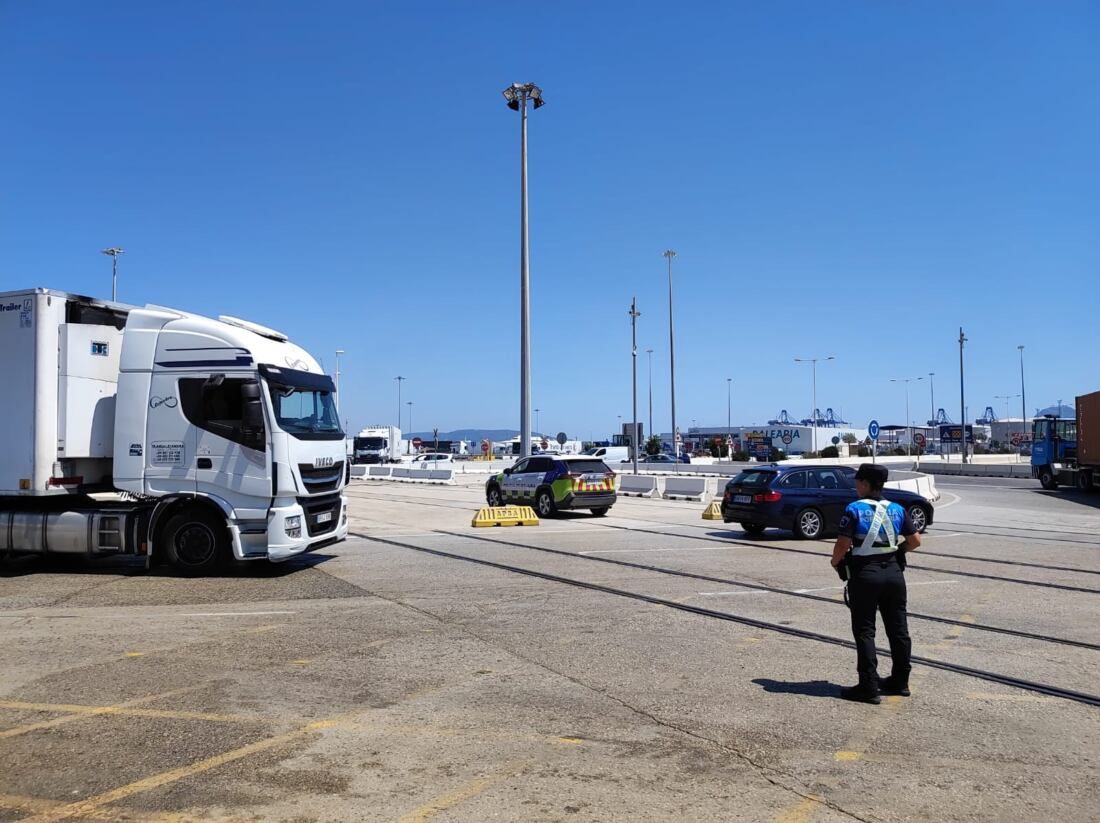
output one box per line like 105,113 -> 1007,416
314,457 -> 334,468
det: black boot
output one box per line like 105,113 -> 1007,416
878,676 -> 911,697
839,684 -> 882,704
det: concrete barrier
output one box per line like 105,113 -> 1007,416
429,469 -> 455,482
350,465 -> 368,478
662,477 -> 708,501
618,474 -> 658,497
366,466 -> 391,479
408,469 -> 433,481
391,467 -> 410,478
919,463 -> 1032,480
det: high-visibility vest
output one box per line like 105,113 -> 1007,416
851,499 -> 898,556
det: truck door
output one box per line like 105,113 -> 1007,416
179,376 -> 271,521
144,371 -> 197,496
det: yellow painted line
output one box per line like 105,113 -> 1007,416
0,792 -> 192,822
834,750 -> 863,762
396,766 -> 523,823
125,651 -> 146,657
0,684 -> 212,740
775,795 -> 822,823
556,736 -> 584,745
289,659 -> 310,666
16,715 -> 345,823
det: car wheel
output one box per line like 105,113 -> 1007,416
486,485 -> 503,507
536,489 -> 557,518
1039,468 -> 1058,490
740,522 -> 766,536
162,509 -> 228,575
794,508 -> 824,540
906,504 -> 928,534
590,507 -> 610,517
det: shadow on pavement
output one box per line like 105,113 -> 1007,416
0,552 -> 335,579
752,678 -> 840,699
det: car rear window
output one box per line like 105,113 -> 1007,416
730,470 -> 777,486
563,460 -> 611,474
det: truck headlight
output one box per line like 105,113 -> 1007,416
285,515 -> 302,538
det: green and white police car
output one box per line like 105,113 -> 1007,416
485,455 -> 617,518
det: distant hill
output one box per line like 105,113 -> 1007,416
406,429 -> 521,443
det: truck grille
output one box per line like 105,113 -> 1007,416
297,493 -> 342,537
298,462 -> 345,494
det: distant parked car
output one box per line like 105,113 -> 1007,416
411,453 -> 454,466
621,454 -> 678,464
720,464 -> 933,539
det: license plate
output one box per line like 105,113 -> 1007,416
734,494 -> 752,504
583,473 -> 604,481
316,511 -> 333,524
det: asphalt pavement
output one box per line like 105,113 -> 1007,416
1,473 -> 1097,822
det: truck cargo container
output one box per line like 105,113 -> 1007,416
0,288 -> 348,572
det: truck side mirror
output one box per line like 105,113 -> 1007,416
240,381 -> 264,436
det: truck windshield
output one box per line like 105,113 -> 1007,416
259,364 -> 343,441
355,437 -> 386,449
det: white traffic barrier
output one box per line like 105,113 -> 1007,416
408,469 -> 433,481
618,474 -> 658,497
428,469 -> 455,483
391,467 -> 410,478
350,465 -> 368,478
662,477 -> 708,501
367,466 -> 392,479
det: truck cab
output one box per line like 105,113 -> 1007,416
1031,417 -> 1081,490
0,289 -> 348,572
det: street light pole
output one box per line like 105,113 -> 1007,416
929,372 -> 935,423
502,82 -> 544,460
407,401 -> 413,439
795,356 -> 835,454
334,349 -> 344,402
646,348 -> 654,446
890,377 -> 923,457
1018,345 -> 1027,424
629,297 -> 641,475
394,376 -> 405,430
535,408 -> 540,436
959,328 -> 968,464
663,250 -> 678,457
101,248 -> 125,302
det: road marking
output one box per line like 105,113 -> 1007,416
698,580 -> 958,597
580,546 -> 734,555
927,532 -> 964,538
0,684 -> 214,740
125,651 -> 145,657
834,750 -> 863,761
935,491 -> 962,509
396,765 -> 525,823
698,590 -> 775,597
775,795 -> 823,823
16,715 -> 349,823
0,793 -> 197,823
178,610 -> 297,617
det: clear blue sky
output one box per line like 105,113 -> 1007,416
2,1 -> 1097,439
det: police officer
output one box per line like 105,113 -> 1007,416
830,464 -> 922,703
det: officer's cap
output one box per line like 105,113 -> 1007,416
853,463 -> 888,488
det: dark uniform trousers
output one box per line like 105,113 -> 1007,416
848,553 -> 911,688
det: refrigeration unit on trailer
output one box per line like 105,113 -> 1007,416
0,288 -> 349,572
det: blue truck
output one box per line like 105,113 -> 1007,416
1031,390 -> 1100,491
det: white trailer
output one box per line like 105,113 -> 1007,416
352,426 -> 403,464
0,288 -> 349,572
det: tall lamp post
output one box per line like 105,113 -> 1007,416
663,250 -> 678,457
646,348 -> 654,446
101,247 -> 125,302
407,401 -> 413,440
394,376 -> 406,430
629,298 -> 641,474
1018,345 -> 1027,424
534,408 -> 540,436
726,378 -> 732,460
334,349 -> 345,407
502,82 -> 545,459
794,356 -> 835,454
959,328 -> 968,464
890,377 -> 923,457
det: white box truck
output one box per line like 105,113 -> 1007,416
352,426 -> 403,464
0,288 -> 349,572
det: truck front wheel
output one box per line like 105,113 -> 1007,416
1039,467 -> 1058,490
161,509 -> 228,574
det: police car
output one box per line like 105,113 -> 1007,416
486,455 -> 617,517
720,464 -> 933,539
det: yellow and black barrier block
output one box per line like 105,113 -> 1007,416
472,505 -> 540,528
701,500 -> 724,521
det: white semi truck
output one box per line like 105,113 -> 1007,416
352,426 -> 404,464
0,288 -> 349,573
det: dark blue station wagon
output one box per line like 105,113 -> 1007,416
721,464 -> 934,539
